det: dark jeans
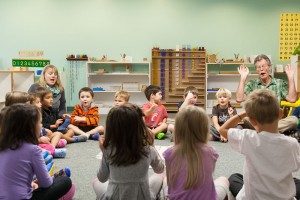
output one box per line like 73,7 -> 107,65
31,176 -> 72,200
57,117 -> 71,132
229,173 -> 300,199
210,125 -> 242,140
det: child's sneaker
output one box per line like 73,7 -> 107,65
56,139 -> 67,148
90,133 -> 100,140
54,167 -> 71,178
47,162 -> 55,176
44,154 -> 53,165
54,148 -> 67,158
74,135 -> 88,142
43,150 -> 50,159
156,132 -> 165,140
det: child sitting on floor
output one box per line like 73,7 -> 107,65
0,104 -> 73,199
178,86 -> 199,111
210,88 -> 241,142
35,87 -> 83,143
163,106 -> 229,200
114,90 -> 130,107
143,85 -> 172,139
5,91 -> 66,158
68,87 -> 104,140
92,103 -> 164,199
219,89 -> 300,199
31,94 -> 67,157
168,86 -> 199,135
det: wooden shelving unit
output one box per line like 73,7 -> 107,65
0,70 -> 35,103
151,48 -> 206,112
86,62 -> 151,114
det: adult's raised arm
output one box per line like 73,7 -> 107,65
285,64 -> 297,103
236,65 -> 249,103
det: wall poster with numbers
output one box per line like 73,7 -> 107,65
279,13 -> 300,61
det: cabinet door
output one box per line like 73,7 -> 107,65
0,72 -> 12,103
12,71 -> 34,92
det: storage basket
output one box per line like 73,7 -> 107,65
122,82 -> 140,91
206,54 -> 217,63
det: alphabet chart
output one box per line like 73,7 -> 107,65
279,13 -> 300,61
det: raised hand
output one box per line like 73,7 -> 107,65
228,107 -> 234,115
150,102 -> 157,111
238,64 -> 249,79
285,64 -> 295,79
186,91 -> 194,100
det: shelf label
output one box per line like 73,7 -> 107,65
12,59 -> 50,67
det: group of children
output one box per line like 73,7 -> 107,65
1,63 -> 300,199
91,86 -> 300,200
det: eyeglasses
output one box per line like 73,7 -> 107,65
255,65 -> 269,70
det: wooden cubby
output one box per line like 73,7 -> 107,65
0,70 -> 35,103
151,48 -> 206,112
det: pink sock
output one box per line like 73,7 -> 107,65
56,139 -> 67,148
59,183 -> 75,200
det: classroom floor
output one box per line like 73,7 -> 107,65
53,114 -> 300,200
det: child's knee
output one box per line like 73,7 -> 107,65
98,126 -> 105,133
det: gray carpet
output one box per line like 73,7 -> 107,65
53,114 -> 300,200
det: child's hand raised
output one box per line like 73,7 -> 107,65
99,135 -> 105,152
186,91 -> 194,100
150,102 -> 157,111
228,107 -> 234,115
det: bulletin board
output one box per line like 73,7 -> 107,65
279,13 -> 300,61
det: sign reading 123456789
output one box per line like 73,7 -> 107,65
12,59 -> 50,67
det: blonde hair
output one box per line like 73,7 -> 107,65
243,89 -> 279,124
215,88 -> 232,98
5,91 -> 32,106
168,106 -> 210,189
114,90 -> 130,102
184,86 -> 199,97
38,64 -> 64,92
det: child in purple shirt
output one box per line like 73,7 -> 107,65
163,106 -> 229,200
0,104 -> 72,199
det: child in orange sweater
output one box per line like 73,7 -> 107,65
68,87 -> 105,140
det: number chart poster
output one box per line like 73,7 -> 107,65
279,13 -> 300,61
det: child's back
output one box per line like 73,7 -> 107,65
0,142 -> 52,199
93,104 -> 164,200
99,145 -> 163,199
230,128 -> 299,199
163,143 -> 218,199
163,106 -> 229,200
220,89 -> 300,200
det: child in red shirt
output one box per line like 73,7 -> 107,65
142,85 -> 171,139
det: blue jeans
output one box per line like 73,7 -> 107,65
57,117 -> 70,132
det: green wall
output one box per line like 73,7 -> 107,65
0,0 -> 299,70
